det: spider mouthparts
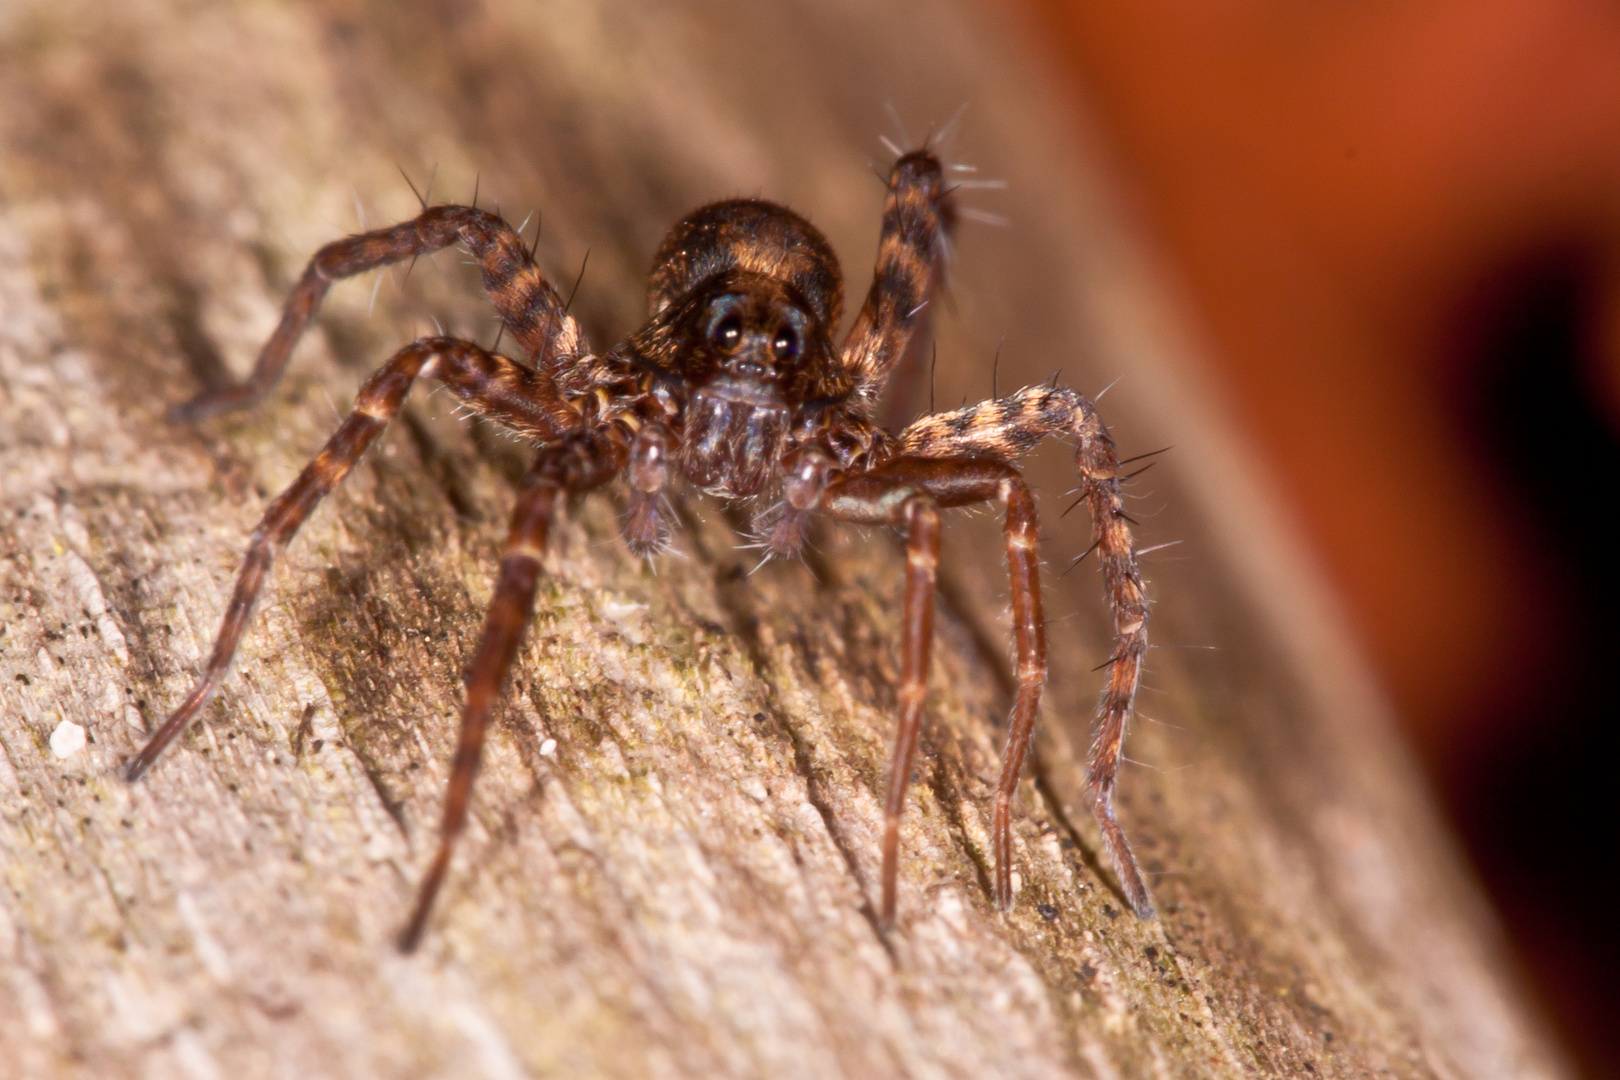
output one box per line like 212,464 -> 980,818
680,385 -> 790,497
700,374 -> 782,406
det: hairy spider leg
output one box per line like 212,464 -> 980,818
1073,425 -> 1153,918
895,384 -> 1154,917
842,150 -> 955,419
171,205 -> 585,424
886,498 -> 940,924
399,432 -> 623,952
821,457 -> 1045,923
992,474 -> 1045,913
623,420 -> 678,557
126,337 -> 579,781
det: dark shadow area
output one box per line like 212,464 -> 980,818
1444,248 -> 1620,1080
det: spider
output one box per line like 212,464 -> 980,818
124,147 -> 1155,951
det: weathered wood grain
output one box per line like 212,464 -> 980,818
0,1 -> 1568,1077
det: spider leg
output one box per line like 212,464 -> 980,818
126,337 -> 581,782
623,421 -> 676,557
884,498 -> 939,925
399,433 -> 621,952
894,385 -> 1155,917
993,476 -> 1044,914
841,150 -> 955,417
173,206 -> 588,421
820,456 -> 1045,922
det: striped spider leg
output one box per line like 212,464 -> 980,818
869,387 -> 1155,921
785,147 -> 1153,922
124,203 -> 649,952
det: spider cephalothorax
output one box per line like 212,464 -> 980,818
127,148 -> 1155,952
629,200 -> 857,511
635,266 -> 848,498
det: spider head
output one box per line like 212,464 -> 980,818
641,272 -> 843,497
691,277 -> 821,400
648,265 -> 852,406
633,199 -> 853,497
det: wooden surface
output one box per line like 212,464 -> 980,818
0,1 -> 1569,1077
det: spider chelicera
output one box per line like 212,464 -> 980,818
125,148 -> 1155,951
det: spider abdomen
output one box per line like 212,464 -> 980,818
680,381 -> 790,496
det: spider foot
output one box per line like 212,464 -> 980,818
1092,789 -> 1156,919
623,490 -> 673,558
749,501 -> 811,561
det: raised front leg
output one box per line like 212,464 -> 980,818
174,205 -> 588,421
840,150 -> 955,415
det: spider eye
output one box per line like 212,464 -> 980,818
712,314 -> 743,351
772,325 -> 800,362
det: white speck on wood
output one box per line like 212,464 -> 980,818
49,720 -> 86,759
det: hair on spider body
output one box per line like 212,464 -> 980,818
127,147 -> 1156,951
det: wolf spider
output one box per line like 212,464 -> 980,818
125,148 -> 1154,950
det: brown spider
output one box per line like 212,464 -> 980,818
125,148 -> 1154,951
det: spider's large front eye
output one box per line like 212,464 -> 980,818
712,314 -> 743,352
772,325 -> 800,363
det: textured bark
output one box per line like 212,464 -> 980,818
0,1 -> 1569,1078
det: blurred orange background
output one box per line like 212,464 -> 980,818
1013,1 -> 1620,1075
